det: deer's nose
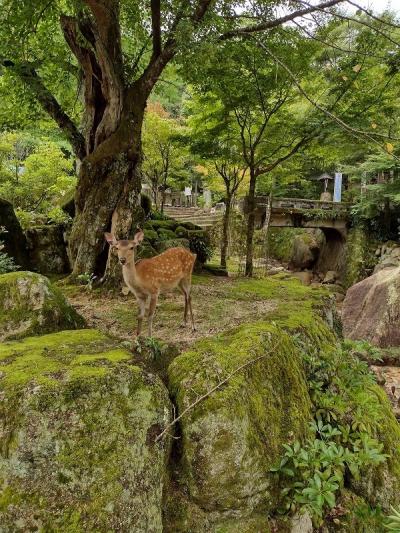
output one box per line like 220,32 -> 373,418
119,258 -> 126,265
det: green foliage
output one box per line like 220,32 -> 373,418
0,227 -> 19,274
188,233 -> 212,264
0,131 -> 75,222
272,340 -> 392,526
76,272 -> 97,291
385,507 -> 400,531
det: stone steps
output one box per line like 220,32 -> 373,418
164,207 -> 223,230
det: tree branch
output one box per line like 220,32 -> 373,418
256,136 -> 310,176
219,0 -> 346,40
2,59 -> 85,160
151,0 -> 162,58
254,38 -> 400,160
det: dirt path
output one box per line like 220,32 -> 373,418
62,274 -> 277,350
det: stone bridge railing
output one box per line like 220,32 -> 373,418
244,196 -> 351,234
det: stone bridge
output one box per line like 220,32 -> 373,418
249,196 -> 350,237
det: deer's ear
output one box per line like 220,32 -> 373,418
104,232 -> 117,245
133,229 -> 144,245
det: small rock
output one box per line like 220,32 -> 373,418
290,511 -> 313,533
291,271 -> 313,285
322,270 -> 338,284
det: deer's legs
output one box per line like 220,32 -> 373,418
136,297 -> 147,337
148,292 -> 159,337
179,279 -> 195,332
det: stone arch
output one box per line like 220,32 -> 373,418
316,227 -> 347,275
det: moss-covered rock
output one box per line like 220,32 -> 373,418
323,490 -> 385,532
168,321 -> 314,517
143,228 -> 159,243
148,219 -> 179,231
343,227 -> 377,289
349,385 -> 400,511
158,228 -> 177,240
0,329 -> 172,532
25,224 -> 70,275
175,225 -> 189,238
0,271 -> 84,341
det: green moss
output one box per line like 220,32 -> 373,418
148,219 -> 179,231
267,228 -> 305,262
343,227 -> 377,289
144,228 -> 159,242
175,225 -> 189,238
214,516 -> 272,532
0,271 -> 84,340
168,315 -> 323,512
329,490 -> 385,532
158,228 -> 177,240
0,329 -> 171,531
0,329 -> 131,391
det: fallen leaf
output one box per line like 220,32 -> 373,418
371,123 -> 378,129
353,63 -> 362,72
387,142 -> 394,153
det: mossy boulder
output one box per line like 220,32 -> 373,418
0,271 -> 84,341
349,385 -> 400,511
168,321 -> 313,517
148,219 -> 179,231
158,228 -> 177,240
323,489 -> 385,532
175,225 -> 189,238
25,224 -> 70,275
143,228 -> 159,243
0,329 -> 172,532
343,227 -> 377,289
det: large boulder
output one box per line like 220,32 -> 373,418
25,224 -> 70,274
0,271 -> 84,341
342,266 -> 400,347
0,197 -> 30,268
289,230 -> 325,270
168,321 -> 313,520
0,329 -> 172,532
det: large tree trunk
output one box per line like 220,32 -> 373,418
245,169 -> 257,277
221,194 -> 232,269
68,101 -> 146,282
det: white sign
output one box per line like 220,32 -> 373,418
333,172 -> 342,203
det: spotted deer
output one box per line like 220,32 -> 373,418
105,230 -> 196,337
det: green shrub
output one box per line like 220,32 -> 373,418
0,227 -> 19,274
272,340 -> 395,527
188,232 -> 212,264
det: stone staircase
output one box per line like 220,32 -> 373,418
163,206 -> 223,229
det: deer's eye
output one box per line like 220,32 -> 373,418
129,246 -> 134,250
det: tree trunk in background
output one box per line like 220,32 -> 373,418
221,194 -> 232,269
245,169 -> 257,277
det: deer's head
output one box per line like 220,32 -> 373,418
104,230 -> 144,266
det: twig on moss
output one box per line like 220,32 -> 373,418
155,343 -> 277,442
